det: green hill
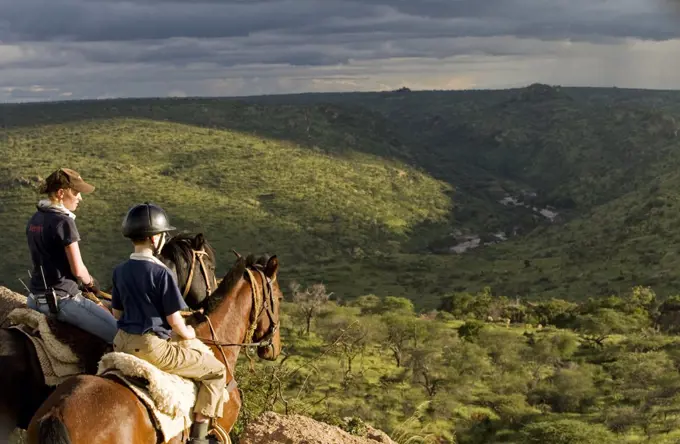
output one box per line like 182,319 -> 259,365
4,85 -> 680,307
0,116 -> 451,301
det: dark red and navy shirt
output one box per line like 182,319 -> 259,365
26,207 -> 81,296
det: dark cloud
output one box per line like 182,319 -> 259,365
1,0 -> 678,44
1,0 -> 680,102
1,0 -> 382,42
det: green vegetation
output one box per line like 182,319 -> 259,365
0,116 -> 451,303
234,284 -> 680,443
10,86 -> 680,442
4,84 -> 680,308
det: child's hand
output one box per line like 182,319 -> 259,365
183,325 -> 196,340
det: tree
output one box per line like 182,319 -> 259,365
290,281 -> 331,335
655,295 -> 680,333
438,287 -> 493,319
528,365 -> 597,413
576,308 -> 648,347
529,298 -> 578,327
352,295 -> 413,315
317,307 -> 378,376
520,419 -> 617,444
382,312 -> 415,367
628,285 -> 656,310
351,294 -> 381,314
458,320 -> 485,342
379,296 -> 415,315
408,319 -> 457,398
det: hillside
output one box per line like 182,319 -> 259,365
12,286 -> 679,444
0,116 -> 451,302
4,86 -> 680,306
229,287 -> 680,444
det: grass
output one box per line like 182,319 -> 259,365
0,117 -> 451,302
5,85 -> 680,308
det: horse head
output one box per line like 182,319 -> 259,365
159,232 -> 218,308
247,253 -> 283,361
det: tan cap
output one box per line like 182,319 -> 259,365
41,168 -> 95,194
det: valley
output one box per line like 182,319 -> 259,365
7,84 -> 680,444
2,84 -> 680,308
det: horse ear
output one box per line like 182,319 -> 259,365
193,233 -> 206,250
245,254 -> 256,267
264,255 -> 279,279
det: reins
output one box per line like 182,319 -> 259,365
156,244 -> 279,382
197,267 -> 278,349
192,264 -> 279,378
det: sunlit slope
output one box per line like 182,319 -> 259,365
0,118 -> 452,292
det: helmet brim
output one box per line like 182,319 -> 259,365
123,226 -> 176,238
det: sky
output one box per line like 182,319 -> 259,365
2,0 -> 680,102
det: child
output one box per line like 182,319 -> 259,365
111,202 -> 227,444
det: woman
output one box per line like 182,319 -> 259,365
25,167 -> 118,344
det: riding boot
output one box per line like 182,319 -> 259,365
188,421 -> 212,443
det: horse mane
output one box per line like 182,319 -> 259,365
200,253 -> 271,316
160,232 -> 216,280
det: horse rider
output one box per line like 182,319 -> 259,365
25,168 -> 118,344
110,202 -> 227,444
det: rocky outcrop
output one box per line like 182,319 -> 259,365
240,412 -> 396,444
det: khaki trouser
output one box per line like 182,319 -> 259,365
113,329 -> 227,418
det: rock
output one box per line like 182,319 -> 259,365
240,411 -> 396,444
363,426 -> 394,443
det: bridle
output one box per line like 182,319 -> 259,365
183,258 -> 280,444
199,264 -> 279,350
182,248 -> 218,300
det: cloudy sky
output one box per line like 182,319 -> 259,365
2,0 -> 680,102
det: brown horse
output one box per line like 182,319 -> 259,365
0,233 -> 218,441
26,252 -> 283,444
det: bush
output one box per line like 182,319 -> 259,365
520,419 -> 617,444
458,320 -> 485,341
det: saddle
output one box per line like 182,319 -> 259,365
4,307 -> 111,385
98,341 -> 237,443
0,286 -> 28,327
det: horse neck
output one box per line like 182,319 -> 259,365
196,276 -> 256,369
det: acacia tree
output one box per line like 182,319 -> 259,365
407,319 -> 455,398
382,313 -> 415,367
290,281 -> 331,335
318,307 -> 378,376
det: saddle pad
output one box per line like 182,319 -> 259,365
7,325 -> 82,386
6,308 -> 80,363
104,370 -> 193,443
0,287 -> 27,327
105,370 -> 239,444
97,351 -> 199,418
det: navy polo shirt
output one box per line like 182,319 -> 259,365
111,254 -> 189,340
26,207 -> 81,296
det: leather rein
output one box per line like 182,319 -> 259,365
199,266 -> 279,349
194,263 -> 279,387
179,250 -> 279,376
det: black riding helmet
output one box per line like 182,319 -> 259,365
122,202 -> 176,239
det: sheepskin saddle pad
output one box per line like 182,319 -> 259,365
97,339 -> 232,443
4,308 -> 110,385
0,287 -> 27,327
